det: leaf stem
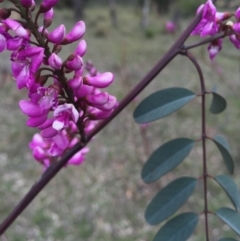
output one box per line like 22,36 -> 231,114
184,52 -> 209,241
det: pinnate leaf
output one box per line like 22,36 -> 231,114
153,212 -> 199,241
142,138 -> 195,183
210,92 -> 227,114
133,87 -> 196,123
213,135 -> 234,174
145,177 -> 197,225
216,207 -> 240,235
215,175 -> 240,211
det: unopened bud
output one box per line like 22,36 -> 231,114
0,8 -> 11,19
20,0 -> 32,8
40,0 -> 58,13
44,8 -> 54,27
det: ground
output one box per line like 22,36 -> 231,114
0,5 -> 239,241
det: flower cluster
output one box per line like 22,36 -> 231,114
0,0 -> 117,170
192,0 -> 240,60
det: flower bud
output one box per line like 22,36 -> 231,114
44,8 -> 54,27
38,26 -> 49,37
236,7 -> 240,20
75,39 -> 87,57
48,53 -> 62,69
40,0 -> 58,13
62,21 -> 86,44
65,54 -> 83,71
47,24 -> 65,44
20,0 -> 32,8
83,72 -> 114,88
0,8 -> 11,19
76,84 -> 93,98
68,76 -> 82,90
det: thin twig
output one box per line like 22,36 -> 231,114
184,51 -> 210,241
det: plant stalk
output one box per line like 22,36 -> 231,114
185,52 -> 209,241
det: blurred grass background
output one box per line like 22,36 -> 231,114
0,0 -> 240,240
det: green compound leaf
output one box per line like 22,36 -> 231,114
145,177 -> 197,225
153,212 -> 199,241
216,207 -> 240,235
219,238 -> 238,241
133,87 -> 196,124
210,92 -> 227,114
213,135 -> 234,174
142,138 -> 195,184
215,175 -> 240,211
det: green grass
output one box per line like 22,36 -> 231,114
0,4 -> 239,241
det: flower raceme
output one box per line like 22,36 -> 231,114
193,0 -> 240,60
0,0 -> 117,170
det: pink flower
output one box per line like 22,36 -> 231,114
52,103 -> 79,130
208,38 -> 223,60
165,21 -> 176,33
67,147 -> 89,165
192,0 -> 219,37
83,72 -> 114,88
19,100 -> 42,117
3,19 -> 30,39
229,34 -> 240,49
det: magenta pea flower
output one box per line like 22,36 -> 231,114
67,147 -> 89,165
19,100 -> 42,117
52,103 -> 79,131
208,38 -> 223,61
192,0 -> 219,37
229,34 -> 240,49
83,72 -> 114,88
3,19 -> 30,39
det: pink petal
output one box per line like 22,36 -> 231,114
19,100 -> 42,117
